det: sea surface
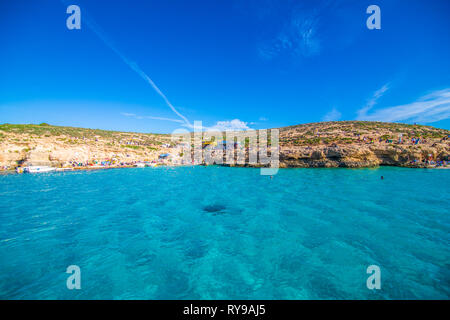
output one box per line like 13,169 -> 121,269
0,166 -> 448,299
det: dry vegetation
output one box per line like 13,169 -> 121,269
0,123 -> 174,167
279,121 -> 449,147
0,121 -> 449,169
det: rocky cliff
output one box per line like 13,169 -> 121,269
1,121 -> 449,169
277,121 -> 449,168
0,124 -> 174,168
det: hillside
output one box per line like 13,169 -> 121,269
0,121 -> 449,169
0,123 -> 174,168
277,121 -> 450,168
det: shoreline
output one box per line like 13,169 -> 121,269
1,163 -> 449,175
1,122 -> 448,171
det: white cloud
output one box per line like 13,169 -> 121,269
144,116 -> 184,123
257,0 -> 333,62
357,88 -> 450,123
121,113 -> 255,132
259,14 -> 321,60
121,112 -> 184,123
322,107 -> 341,121
208,119 -> 251,131
357,83 -> 390,119
259,116 -> 268,121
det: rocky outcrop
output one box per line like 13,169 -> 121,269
0,124 -> 175,168
1,121 -> 449,169
273,121 -> 450,168
278,143 -> 449,168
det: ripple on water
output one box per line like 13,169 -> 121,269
0,166 -> 449,299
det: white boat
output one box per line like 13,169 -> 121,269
24,166 -> 56,173
135,163 -> 146,167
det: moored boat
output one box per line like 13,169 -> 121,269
24,166 -> 56,173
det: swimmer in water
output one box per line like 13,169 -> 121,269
381,176 -> 384,180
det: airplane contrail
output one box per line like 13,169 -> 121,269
62,1 -> 193,128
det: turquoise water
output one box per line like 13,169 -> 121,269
0,166 -> 448,299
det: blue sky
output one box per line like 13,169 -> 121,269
0,0 -> 449,133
